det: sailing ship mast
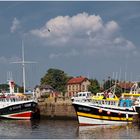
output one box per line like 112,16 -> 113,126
12,40 -> 36,94
22,41 -> 26,94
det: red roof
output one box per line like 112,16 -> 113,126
117,82 -> 133,89
67,77 -> 87,84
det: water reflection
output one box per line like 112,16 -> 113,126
0,119 -> 140,139
0,119 -> 78,139
78,123 -> 140,139
0,119 -> 40,138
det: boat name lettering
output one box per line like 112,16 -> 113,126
78,107 -> 90,111
10,105 -> 21,110
24,103 -> 31,107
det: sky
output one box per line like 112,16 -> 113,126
0,1 -> 140,89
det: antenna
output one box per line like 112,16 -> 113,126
7,71 -> 13,81
11,40 -> 37,94
119,67 -> 121,82
113,72 -> 118,95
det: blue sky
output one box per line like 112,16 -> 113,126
0,1 -> 140,89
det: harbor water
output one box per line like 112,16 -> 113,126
1,119 -> 140,139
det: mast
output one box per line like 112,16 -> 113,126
22,41 -> 26,94
12,40 -> 37,94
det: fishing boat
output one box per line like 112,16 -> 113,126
0,80 -> 40,119
72,85 -> 139,126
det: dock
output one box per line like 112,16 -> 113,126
38,97 -> 77,120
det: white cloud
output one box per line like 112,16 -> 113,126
49,49 -> 79,59
0,56 -> 21,64
9,56 -> 21,62
125,13 -> 140,21
31,13 -> 103,39
30,12 -> 136,58
10,17 -> 21,33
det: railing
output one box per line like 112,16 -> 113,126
91,99 -> 119,106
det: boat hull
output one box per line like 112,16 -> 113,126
73,102 -> 137,125
0,101 -> 40,120
78,116 -> 133,125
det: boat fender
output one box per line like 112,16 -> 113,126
99,109 -> 102,113
107,111 -> 111,115
118,112 -> 121,116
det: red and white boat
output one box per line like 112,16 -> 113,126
0,80 -> 40,120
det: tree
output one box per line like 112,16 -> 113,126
40,68 -> 69,94
0,84 -> 9,92
115,86 -> 123,97
103,79 -> 116,90
88,79 -> 100,94
103,78 -> 122,97
0,83 -> 23,93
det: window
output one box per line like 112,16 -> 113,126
72,85 -> 74,91
76,85 -> 78,90
82,85 -> 85,91
69,85 -> 71,90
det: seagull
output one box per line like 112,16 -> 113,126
48,28 -> 51,32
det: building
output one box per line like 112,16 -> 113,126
34,84 -> 62,99
67,76 -> 91,97
40,84 -> 54,95
117,81 -> 134,92
34,85 -> 41,99
34,84 -> 54,98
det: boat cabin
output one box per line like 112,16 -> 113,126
71,91 -> 92,102
91,91 -> 120,107
120,82 -> 140,106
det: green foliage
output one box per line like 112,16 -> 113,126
103,79 -> 115,90
115,86 -> 123,97
88,79 -> 100,94
18,86 -> 24,93
40,68 -> 69,93
103,78 -> 123,97
0,83 -> 23,93
0,84 -> 9,92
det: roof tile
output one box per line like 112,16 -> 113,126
67,76 -> 87,84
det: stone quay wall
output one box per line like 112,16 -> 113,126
38,97 -> 77,120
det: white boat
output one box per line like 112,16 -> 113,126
72,85 -> 140,125
0,80 -> 40,119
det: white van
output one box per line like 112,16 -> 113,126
71,91 -> 92,102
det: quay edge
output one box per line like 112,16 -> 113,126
38,97 -> 77,120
